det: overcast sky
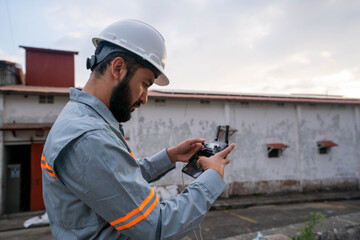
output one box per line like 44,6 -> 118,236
1,0 -> 359,97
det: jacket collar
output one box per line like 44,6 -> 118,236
69,88 -> 120,131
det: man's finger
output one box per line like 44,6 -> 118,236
197,156 -> 206,168
216,144 -> 236,158
194,143 -> 203,151
187,138 -> 205,145
187,143 -> 203,158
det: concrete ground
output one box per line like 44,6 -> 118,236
0,210 -> 51,240
206,200 -> 360,240
0,190 -> 359,240
220,212 -> 360,240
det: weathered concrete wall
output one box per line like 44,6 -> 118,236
124,98 -> 360,196
355,107 -> 360,189
1,94 -> 69,144
1,93 -> 359,198
299,104 -> 359,191
0,93 -> 69,214
124,98 -> 229,188
3,94 -> 68,124
227,101 -> 299,195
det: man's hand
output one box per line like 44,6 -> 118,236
167,138 -> 205,163
197,144 -> 236,179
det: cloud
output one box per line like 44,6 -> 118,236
320,51 -> 332,58
0,49 -> 25,69
1,1 -> 359,98
313,69 -> 354,84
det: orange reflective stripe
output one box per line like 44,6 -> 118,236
110,188 -> 155,226
41,160 -> 46,169
45,162 -> 54,172
41,155 -> 47,170
41,154 -> 58,181
123,136 -> 136,159
46,168 -> 56,178
116,194 -> 159,231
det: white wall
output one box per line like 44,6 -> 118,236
3,94 -> 68,124
0,94 -> 69,144
0,92 -> 69,214
124,98 -> 229,187
1,92 -> 359,197
124,97 -> 360,195
299,104 -> 359,190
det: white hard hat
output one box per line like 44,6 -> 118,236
92,19 -> 169,86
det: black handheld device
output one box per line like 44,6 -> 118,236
182,125 -> 229,178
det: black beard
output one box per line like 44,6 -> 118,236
109,74 -> 139,123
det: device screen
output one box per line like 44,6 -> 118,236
182,156 -> 204,178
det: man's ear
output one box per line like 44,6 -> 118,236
111,57 -> 127,82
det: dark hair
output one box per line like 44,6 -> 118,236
92,42 -> 142,80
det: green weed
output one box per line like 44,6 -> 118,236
290,212 -> 325,240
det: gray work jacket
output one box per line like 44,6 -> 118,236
42,88 -> 226,240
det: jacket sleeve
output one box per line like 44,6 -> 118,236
136,150 -> 176,182
55,129 -> 226,240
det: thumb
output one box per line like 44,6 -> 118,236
223,158 -> 231,165
197,156 -> 206,169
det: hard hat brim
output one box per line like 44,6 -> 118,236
155,74 -> 169,86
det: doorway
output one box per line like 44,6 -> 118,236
5,145 -> 31,213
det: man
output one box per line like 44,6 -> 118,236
42,19 -> 235,239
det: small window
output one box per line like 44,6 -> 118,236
268,147 -> 281,158
318,147 -> 329,154
39,95 -> 54,104
39,95 -> 46,104
154,98 -> 166,106
200,100 -> 210,104
308,103 -> 316,108
47,95 -> 54,103
267,143 -> 289,158
317,140 -> 338,154
240,101 -> 250,108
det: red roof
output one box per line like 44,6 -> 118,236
19,46 -> 78,55
0,60 -> 17,66
1,86 -> 360,105
0,123 -> 53,130
0,85 -> 70,95
149,90 -> 360,105
317,141 -> 338,147
267,143 -> 289,148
